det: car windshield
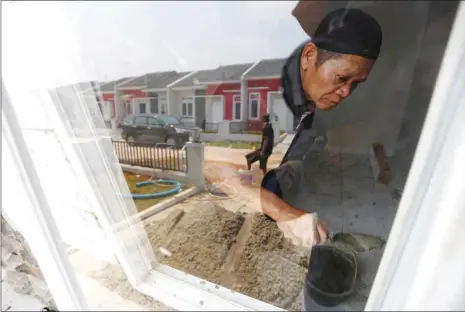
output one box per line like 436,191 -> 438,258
157,115 -> 181,125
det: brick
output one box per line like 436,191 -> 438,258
368,144 -> 392,184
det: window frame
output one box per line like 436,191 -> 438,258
181,97 -> 194,118
232,94 -> 241,121
248,92 -> 260,120
3,1 -> 465,312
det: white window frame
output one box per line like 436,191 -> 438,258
181,97 -> 194,118
248,92 -> 260,120
232,94 -> 241,121
3,2 -> 465,312
366,4 -> 465,310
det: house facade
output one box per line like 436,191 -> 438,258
170,63 -> 254,127
74,57 -> 293,132
243,58 -> 294,132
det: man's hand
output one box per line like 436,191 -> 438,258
277,213 -> 329,247
260,185 -> 329,247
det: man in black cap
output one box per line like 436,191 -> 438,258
260,6 -> 383,246
245,113 -> 274,175
257,6 -> 383,310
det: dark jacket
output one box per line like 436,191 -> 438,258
261,42 -> 327,212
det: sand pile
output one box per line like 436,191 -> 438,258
144,204 -> 311,310
145,203 -> 245,283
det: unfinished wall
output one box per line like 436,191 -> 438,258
392,1 -> 459,182
319,1 -> 433,155
1,215 -> 56,309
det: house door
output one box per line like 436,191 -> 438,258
211,99 -> 224,123
270,94 -> 293,132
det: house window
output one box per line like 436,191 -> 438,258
249,93 -> 260,120
160,97 -> 167,115
233,95 -> 241,120
127,103 -> 132,115
139,102 -> 147,114
181,97 -> 194,117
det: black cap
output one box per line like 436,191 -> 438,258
312,8 -> 382,60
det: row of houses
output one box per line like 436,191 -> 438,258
74,57 -> 295,133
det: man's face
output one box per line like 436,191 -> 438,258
300,43 -> 375,111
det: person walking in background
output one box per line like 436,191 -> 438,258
245,114 -> 274,175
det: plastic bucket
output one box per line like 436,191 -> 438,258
304,245 -> 357,308
237,169 -> 253,185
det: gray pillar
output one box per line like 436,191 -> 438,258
240,79 -> 248,122
185,142 -> 206,191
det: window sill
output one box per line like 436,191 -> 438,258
137,264 -> 283,311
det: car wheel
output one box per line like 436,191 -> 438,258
166,137 -> 176,146
126,136 -> 136,146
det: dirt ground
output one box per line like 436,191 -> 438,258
143,204 -> 311,311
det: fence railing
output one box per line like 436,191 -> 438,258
112,140 -> 186,172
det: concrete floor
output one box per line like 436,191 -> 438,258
292,151 -> 399,311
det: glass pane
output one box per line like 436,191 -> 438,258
139,103 -> 146,114
235,102 -> 241,119
182,103 -> 186,116
251,100 -> 258,118
2,0 -> 459,311
133,116 -> 147,125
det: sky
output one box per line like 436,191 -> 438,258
59,1 -> 309,83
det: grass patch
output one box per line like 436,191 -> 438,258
124,172 -> 189,213
207,140 -> 258,150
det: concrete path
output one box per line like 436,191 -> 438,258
273,133 -> 295,154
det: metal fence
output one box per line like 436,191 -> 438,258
112,140 -> 186,172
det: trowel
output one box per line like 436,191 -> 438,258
326,232 -> 386,254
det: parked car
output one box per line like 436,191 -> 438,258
120,114 -> 200,147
